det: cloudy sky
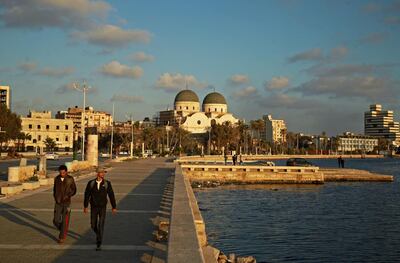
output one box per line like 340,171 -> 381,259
0,0 -> 399,135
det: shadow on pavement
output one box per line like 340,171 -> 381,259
53,159 -> 174,263
0,202 -> 82,242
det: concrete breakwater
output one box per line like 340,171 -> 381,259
180,164 -> 393,184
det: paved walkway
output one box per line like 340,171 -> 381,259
0,158 -> 174,263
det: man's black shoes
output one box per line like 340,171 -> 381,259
96,241 -> 102,251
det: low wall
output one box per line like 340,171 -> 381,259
181,164 -> 324,184
65,160 -> 92,172
168,165 -> 205,263
8,165 -> 37,182
177,154 -> 384,163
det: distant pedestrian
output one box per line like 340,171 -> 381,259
84,167 -> 117,251
338,156 -> 342,168
224,153 -> 228,165
239,154 -> 243,165
341,158 -> 345,168
232,154 -> 237,166
53,165 -> 77,244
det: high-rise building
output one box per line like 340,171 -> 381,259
0,85 -> 11,109
263,114 -> 287,144
364,104 -> 400,146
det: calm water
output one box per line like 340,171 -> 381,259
195,158 -> 400,263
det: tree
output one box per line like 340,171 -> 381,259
0,104 -> 22,154
44,137 -> 57,152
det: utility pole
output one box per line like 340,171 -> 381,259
73,81 -> 91,161
110,102 -> 115,160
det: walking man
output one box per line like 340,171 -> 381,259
84,167 -> 117,251
53,165 -> 77,244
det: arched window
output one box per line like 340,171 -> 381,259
215,108 -> 217,112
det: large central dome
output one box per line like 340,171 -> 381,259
174,90 -> 199,103
203,92 -> 227,105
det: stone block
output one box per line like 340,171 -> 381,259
22,181 -> 41,190
39,178 -> 53,186
1,184 -> 24,196
8,167 -> 20,182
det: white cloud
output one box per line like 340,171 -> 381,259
288,48 -> 323,63
232,86 -> 257,98
266,76 -> 290,90
130,51 -> 155,62
71,24 -> 151,48
56,82 -> 98,94
155,73 -> 207,92
329,46 -> 348,60
256,93 -> 323,109
110,94 -> 144,103
37,67 -> 75,77
360,32 -> 388,44
229,74 -> 249,85
0,0 -> 111,29
295,75 -> 398,101
288,46 -> 348,64
100,61 -> 143,79
18,62 -> 37,72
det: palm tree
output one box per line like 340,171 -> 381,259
44,137 -> 57,152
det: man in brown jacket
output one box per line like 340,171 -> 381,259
53,164 -> 77,243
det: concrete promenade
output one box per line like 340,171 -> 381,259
0,158 -> 174,263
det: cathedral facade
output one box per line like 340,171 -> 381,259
157,90 -> 239,134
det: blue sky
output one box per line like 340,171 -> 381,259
0,0 -> 399,135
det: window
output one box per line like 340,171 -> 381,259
38,135 -> 41,141
65,136 -> 69,142
56,138 -> 59,142
37,125 -> 41,129
65,125 -> 69,130
193,107 -> 195,110
56,125 -> 60,130
221,108 -> 223,112
29,124 -> 32,129
186,106 -> 188,110
33,139 -> 37,143
197,120 -> 201,125
46,125 -> 49,130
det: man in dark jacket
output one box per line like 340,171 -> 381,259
53,165 -> 77,243
84,167 -> 117,250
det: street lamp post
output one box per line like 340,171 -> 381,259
73,81 -> 91,161
208,126 -> 211,155
125,114 -> 134,158
110,102 -> 115,160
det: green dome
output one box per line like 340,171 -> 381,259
174,90 -> 199,103
203,92 -> 227,105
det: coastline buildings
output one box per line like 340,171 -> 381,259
337,132 -> 378,153
0,85 -> 11,109
156,90 -> 238,133
364,104 -> 400,146
263,114 -> 287,144
56,106 -> 113,135
21,111 -> 73,152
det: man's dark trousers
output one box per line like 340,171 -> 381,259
53,203 -> 71,239
91,206 -> 106,244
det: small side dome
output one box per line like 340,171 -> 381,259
174,90 -> 199,103
203,92 -> 227,105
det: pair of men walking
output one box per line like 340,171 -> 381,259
53,165 -> 117,250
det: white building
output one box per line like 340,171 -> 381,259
157,90 -> 239,133
364,104 -> 400,146
263,114 -> 287,144
0,85 -> 11,109
337,133 -> 378,153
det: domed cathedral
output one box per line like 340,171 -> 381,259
174,90 -> 200,116
156,89 -> 239,134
